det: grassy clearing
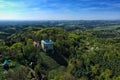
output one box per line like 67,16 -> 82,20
38,52 -> 59,70
93,25 -> 120,30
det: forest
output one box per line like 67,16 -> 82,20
0,20 -> 120,80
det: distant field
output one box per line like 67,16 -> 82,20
93,25 -> 120,30
0,31 -> 9,35
0,32 -> 5,34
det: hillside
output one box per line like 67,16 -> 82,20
0,22 -> 120,80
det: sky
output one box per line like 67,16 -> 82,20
0,0 -> 120,20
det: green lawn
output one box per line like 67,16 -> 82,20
38,52 -> 60,70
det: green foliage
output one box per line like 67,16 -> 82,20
0,26 -> 120,80
1,66 -> 29,80
48,66 -> 66,80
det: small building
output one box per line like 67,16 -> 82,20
41,40 -> 54,53
3,60 -> 9,70
29,62 -> 35,69
33,41 -> 40,47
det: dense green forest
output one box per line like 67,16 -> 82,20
0,21 -> 120,80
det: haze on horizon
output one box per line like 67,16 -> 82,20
0,0 -> 120,20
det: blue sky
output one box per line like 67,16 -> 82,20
0,0 -> 120,20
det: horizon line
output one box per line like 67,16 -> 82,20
0,19 -> 120,21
